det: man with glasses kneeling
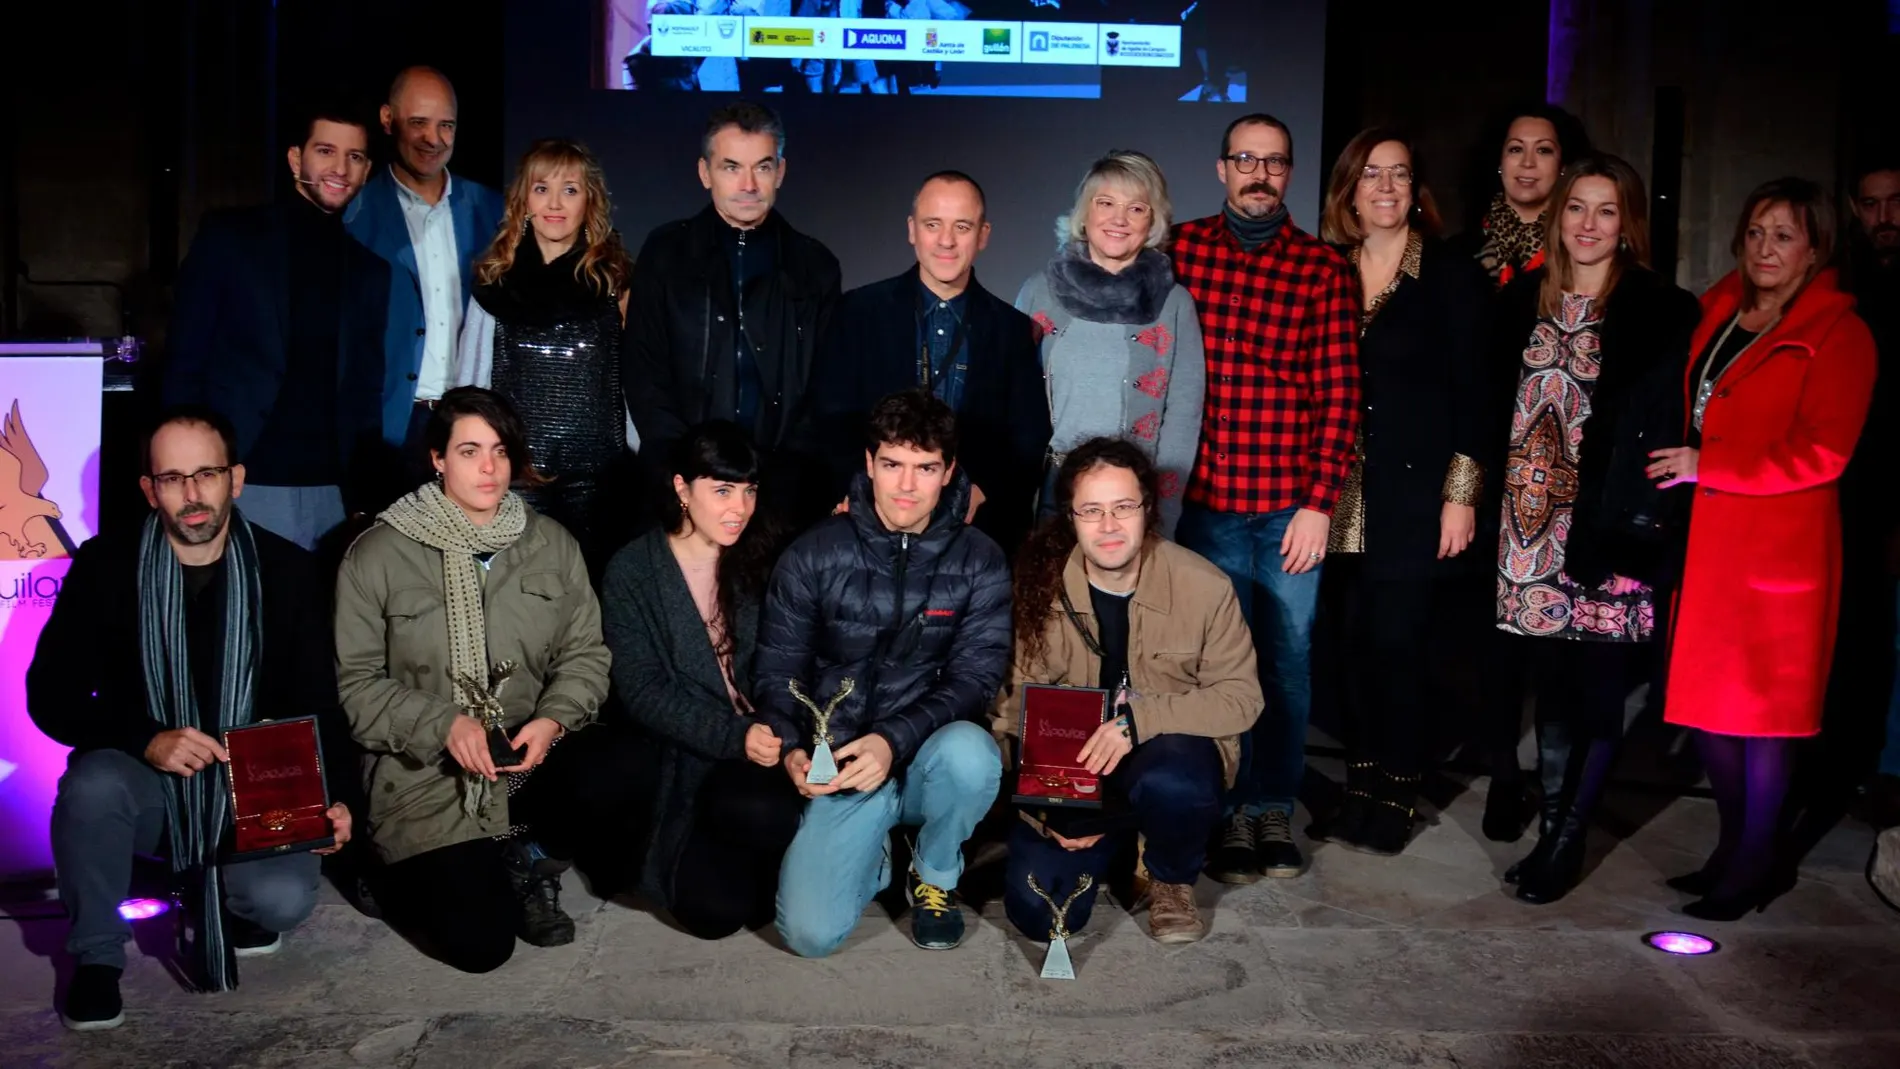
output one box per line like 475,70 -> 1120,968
29,407 -> 352,1030
996,438 -> 1262,945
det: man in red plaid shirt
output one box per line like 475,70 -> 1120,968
1170,113 -> 1361,883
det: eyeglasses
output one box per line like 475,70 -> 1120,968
148,466 -> 231,491
1224,153 -> 1291,177
1360,165 -> 1414,186
1071,501 -> 1147,523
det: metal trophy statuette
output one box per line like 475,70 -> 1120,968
1026,872 -> 1095,980
788,678 -> 855,785
453,660 -> 522,767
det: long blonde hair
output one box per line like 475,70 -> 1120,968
475,138 -> 629,295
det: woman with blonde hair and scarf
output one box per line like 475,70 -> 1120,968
336,387 -> 609,973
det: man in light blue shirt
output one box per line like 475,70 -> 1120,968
344,66 -> 504,485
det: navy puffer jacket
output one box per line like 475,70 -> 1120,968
753,466 -> 1012,765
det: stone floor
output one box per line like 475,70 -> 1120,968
3,769 -> 1896,1069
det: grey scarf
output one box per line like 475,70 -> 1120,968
137,508 -> 261,992
1045,240 -> 1177,325
377,481 -> 527,817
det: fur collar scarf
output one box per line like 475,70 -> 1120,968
1045,240 -> 1175,325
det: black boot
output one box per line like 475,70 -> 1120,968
504,839 -> 576,947
1504,720 -> 1571,884
1482,774 -> 1529,843
1517,738 -> 1618,905
1310,760 -> 1376,843
1343,767 -> 1418,856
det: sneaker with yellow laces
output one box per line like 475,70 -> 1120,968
906,868 -> 966,950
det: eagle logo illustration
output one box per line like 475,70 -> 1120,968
0,400 -> 72,561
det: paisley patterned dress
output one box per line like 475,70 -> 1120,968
1495,293 -> 1654,643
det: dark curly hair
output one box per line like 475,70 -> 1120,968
1012,438 -> 1162,667
666,421 -> 783,664
865,387 -> 959,465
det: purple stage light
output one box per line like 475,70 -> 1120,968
1643,930 -> 1718,956
117,898 -> 170,922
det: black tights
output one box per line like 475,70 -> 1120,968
1319,558 -> 1434,776
668,760 -> 803,940
1694,732 -> 1795,898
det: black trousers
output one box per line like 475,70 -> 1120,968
372,738 -> 575,975
1487,630 -> 1644,743
669,760 -> 804,940
1317,556 -> 1436,776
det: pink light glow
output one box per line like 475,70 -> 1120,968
1643,931 -> 1718,956
117,898 -> 170,922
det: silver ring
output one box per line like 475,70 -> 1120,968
1309,552 -> 1321,560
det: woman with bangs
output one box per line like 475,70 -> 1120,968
1481,155 -> 1700,904
1015,150 -> 1204,537
457,138 -> 634,572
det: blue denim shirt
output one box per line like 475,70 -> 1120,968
917,280 -> 970,411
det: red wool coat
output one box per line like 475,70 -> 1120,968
1665,269 -> 1877,737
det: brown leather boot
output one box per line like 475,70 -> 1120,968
1147,881 -> 1207,944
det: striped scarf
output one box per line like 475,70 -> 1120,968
137,509 -> 262,993
376,480 -> 527,818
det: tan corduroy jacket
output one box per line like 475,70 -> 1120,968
335,511 -> 610,863
994,539 -> 1263,786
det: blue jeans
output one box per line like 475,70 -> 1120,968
52,748 -> 322,968
1175,502 -> 1320,817
1881,587 -> 1900,778
775,721 -> 1001,958
1003,734 -> 1223,939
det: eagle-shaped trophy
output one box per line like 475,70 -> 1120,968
788,678 -> 855,785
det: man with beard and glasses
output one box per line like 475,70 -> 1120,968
1168,112 -> 1360,884
344,66 -> 505,481
28,408 -> 353,1031
164,100 -> 392,551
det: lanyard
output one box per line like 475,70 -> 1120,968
917,299 -> 969,396
1057,586 -> 1130,695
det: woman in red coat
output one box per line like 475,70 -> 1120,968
1647,177 -> 1878,920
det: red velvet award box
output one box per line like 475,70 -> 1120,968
223,716 -> 333,861
1012,684 -> 1111,809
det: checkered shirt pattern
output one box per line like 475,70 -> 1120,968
1169,214 -> 1362,516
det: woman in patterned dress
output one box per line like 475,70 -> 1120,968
1480,156 -> 1700,904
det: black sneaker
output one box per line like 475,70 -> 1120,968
60,964 -> 124,1032
1205,811 -> 1262,885
228,914 -> 282,958
1256,809 -> 1307,878
906,870 -> 966,950
505,841 -> 576,948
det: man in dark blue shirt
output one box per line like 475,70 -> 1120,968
811,171 -> 1050,553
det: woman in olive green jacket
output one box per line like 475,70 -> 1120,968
336,387 -> 609,974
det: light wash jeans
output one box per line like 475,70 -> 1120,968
775,721 -> 1000,958
1175,502 -> 1321,817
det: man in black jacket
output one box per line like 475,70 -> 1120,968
28,408 -> 352,1030
755,390 -> 1009,956
621,100 -> 841,525
811,171 -> 1050,553
163,100 -> 391,549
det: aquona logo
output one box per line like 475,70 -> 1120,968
0,572 -> 62,606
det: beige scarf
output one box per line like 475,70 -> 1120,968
378,480 -> 527,817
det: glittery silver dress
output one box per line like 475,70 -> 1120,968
489,303 -> 624,553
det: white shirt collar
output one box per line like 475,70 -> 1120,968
390,164 -> 454,207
